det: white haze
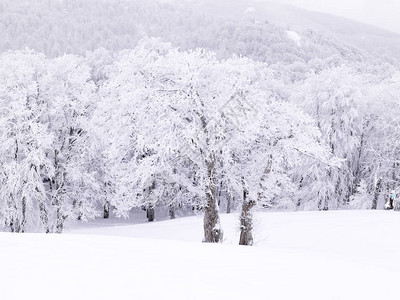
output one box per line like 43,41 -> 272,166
269,0 -> 400,34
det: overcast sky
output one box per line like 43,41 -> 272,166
273,0 -> 400,33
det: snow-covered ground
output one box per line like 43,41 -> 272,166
1,210 -> 399,299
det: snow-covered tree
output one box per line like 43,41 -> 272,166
230,94 -> 337,245
42,54 -> 100,231
0,51 -> 53,232
294,66 -> 365,209
358,72 -> 400,209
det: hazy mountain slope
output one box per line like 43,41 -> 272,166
172,0 -> 400,61
0,0 -> 397,81
0,0 -> 395,60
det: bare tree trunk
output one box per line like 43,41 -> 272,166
53,149 -> 66,233
39,202 -> 50,233
103,181 -> 111,218
318,169 -> 330,211
384,182 -> 391,210
169,203 -> 175,219
387,194 -> 394,210
351,127 -> 367,196
20,197 -> 26,233
76,200 -> 83,221
372,177 -> 382,210
146,205 -> 155,222
385,165 -> 396,210
203,152 -> 223,243
103,201 -> 110,219
8,194 -> 20,232
51,179 -> 65,233
55,206 -> 64,233
318,193 -> 329,211
239,180 -> 256,246
226,191 -> 231,214
9,220 -> 15,233
9,141 -> 21,233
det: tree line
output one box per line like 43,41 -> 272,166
0,39 -> 399,245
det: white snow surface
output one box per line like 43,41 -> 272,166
1,210 -> 399,299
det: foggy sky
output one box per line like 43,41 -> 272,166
272,0 -> 400,33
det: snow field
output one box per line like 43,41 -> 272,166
1,210 -> 399,299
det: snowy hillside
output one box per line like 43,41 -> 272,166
1,0 -> 399,63
2,211 -> 399,300
173,0 -> 400,59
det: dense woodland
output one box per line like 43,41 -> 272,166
1,0 -> 400,244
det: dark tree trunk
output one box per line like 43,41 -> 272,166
169,203 -> 175,219
51,182 -> 66,233
385,166 -> 396,210
226,192 -> 231,214
103,181 -> 111,218
52,149 -> 66,233
10,214 -> 20,233
318,195 -> 329,211
147,205 -> 155,222
20,197 -> 27,233
103,201 -> 110,219
388,197 -> 394,210
372,177 -> 382,210
8,195 -> 25,233
322,200 -> 329,211
9,142 -> 22,233
55,195 -> 67,234
39,202 -> 50,233
7,195 -> 16,232
10,220 -> 20,233
384,183 -> 391,210
203,152 -> 223,243
76,200 -> 83,221
239,180 -> 256,246
72,198 -> 83,221
9,220 -> 15,233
